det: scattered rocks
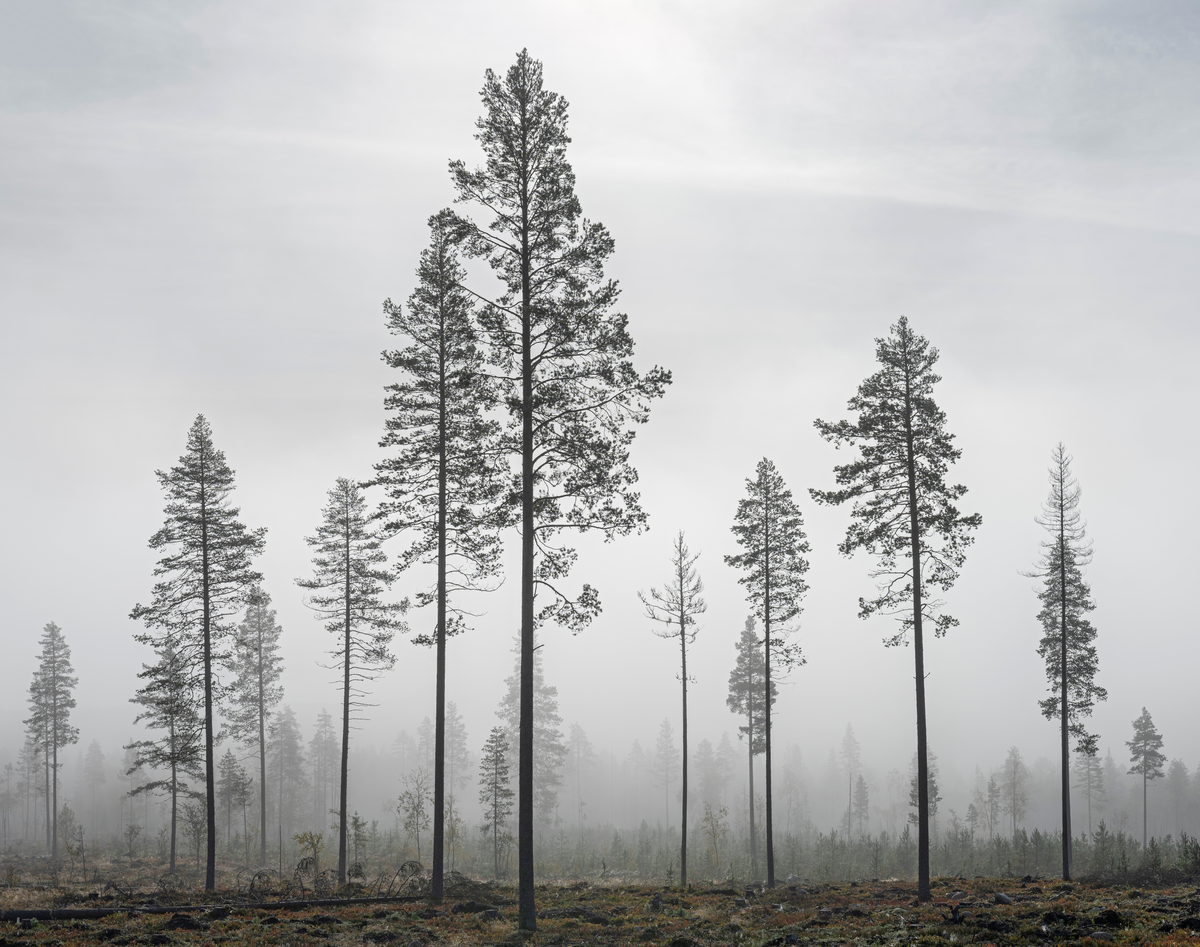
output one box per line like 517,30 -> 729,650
994,892 -> 1013,905
1093,908 -> 1124,927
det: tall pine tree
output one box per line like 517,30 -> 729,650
812,317 -> 979,902
639,531 -> 706,886
297,477 -> 405,884
130,414 -> 265,889
1027,443 -> 1106,879
450,49 -> 670,930
375,210 -> 502,899
1127,707 -> 1166,849
23,622 -> 78,858
726,458 -> 809,888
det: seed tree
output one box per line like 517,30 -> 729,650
1127,707 -> 1166,849
228,588 -> 285,866
640,531 -> 706,886
125,639 -> 204,871
725,458 -> 809,888
130,414 -> 266,890
374,210 -> 502,899
726,616 -> 776,877
23,622 -> 79,857
1027,443 -> 1106,879
450,50 -> 670,930
811,317 -> 980,903
297,477 -> 405,885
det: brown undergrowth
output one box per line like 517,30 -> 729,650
4,874 -> 1200,945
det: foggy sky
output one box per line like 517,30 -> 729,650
3,0 -> 1199,814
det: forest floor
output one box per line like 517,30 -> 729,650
4,873 -> 1200,946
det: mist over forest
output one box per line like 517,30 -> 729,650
3,0 -> 1200,912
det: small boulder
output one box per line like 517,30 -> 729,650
994,892 -> 1013,905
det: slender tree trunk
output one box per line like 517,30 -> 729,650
200,464 -> 217,892
43,743 -> 50,854
258,622 -> 268,866
51,683 -> 59,860
338,524 -> 351,884
1143,769 -> 1148,850
1059,497 -> 1071,879
517,91 -> 537,933
901,362 -> 932,903
169,759 -> 178,871
747,701 -> 756,875
679,607 -> 688,888
763,488 -> 776,888
432,313 -> 449,900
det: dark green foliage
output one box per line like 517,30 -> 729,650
726,457 -> 809,888
297,477 -> 405,885
812,316 -> 979,903
449,48 -> 669,930
129,414 -> 266,890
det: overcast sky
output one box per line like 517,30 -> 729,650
3,0 -> 1199,806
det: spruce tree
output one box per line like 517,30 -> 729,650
375,210 -> 503,899
726,616 -> 776,875
23,622 -> 78,858
812,317 -> 980,901
726,458 -> 809,887
651,718 -> 681,829
479,727 -> 515,880
228,587 -> 284,866
450,49 -> 670,930
1127,707 -> 1166,849
1027,443 -> 1106,879
297,477 -> 405,884
125,638 -> 204,872
267,706 -> 307,842
639,531 -> 706,885
495,636 -> 566,826
130,414 -> 266,889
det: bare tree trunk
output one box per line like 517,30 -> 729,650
517,121 -> 536,929
431,317 -> 449,900
258,623 -> 268,866
901,362 -> 932,903
338,525 -> 351,885
763,487 -> 776,888
680,612 -> 688,887
1060,499 -> 1072,879
200,470 -> 217,892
